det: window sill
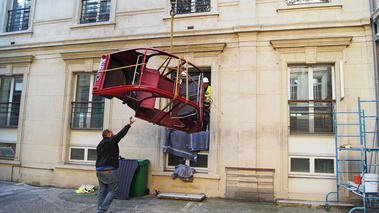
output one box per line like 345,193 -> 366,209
289,174 -> 335,179
163,12 -> 219,21
152,171 -> 221,180
277,2 -> 342,13
289,134 -> 334,137
0,29 -> 33,38
55,163 -> 94,171
0,159 -> 20,165
70,21 -> 116,29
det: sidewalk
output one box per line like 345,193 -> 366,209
0,180 -> 352,213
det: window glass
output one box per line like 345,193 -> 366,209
313,67 -> 332,100
291,158 -> 309,172
0,143 -> 16,160
70,148 -> 85,160
13,0 -> 31,9
0,147 -> 15,157
189,153 -> 208,168
168,154 -> 184,166
315,158 -> 334,173
88,148 -> 97,161
290,67 -> 308,100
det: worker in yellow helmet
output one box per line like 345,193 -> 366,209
203,77 -> 211,131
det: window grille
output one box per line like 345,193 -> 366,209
6,6 -> 30,32
81,0 -> 111,24
176,0 -> 211,14
71,101 -> 104,129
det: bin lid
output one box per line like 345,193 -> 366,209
137,159 -> 150,165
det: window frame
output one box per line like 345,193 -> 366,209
69,146 -> 97,162
289,156 -> 335,176
288,66 -> 335,134
166,151 -> 209,172
5,0 -> 33,33
71,73 -> 105,130
0,142 -> 16,160
0,75 -> 23,128
72,0 -> 116,27
164,67 -> 211,173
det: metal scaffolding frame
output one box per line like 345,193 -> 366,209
325,98 -> 379,213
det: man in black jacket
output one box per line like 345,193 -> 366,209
95,116 -> 135,213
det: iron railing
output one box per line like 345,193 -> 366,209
176,0 -> 211,14
7,7 -> 30,32
71,101 -> 104,129
80,0 -> 111,24
285,0 -> 329,5
289,100 -> 334,134
0,102 -> 20,127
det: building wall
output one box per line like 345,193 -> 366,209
0,0 -> 374,202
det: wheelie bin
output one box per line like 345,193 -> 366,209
129,159 -> 150,197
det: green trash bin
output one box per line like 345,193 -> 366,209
130,159 -> 150,197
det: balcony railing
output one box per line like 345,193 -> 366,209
176,0 -> 211,14
7,7 -> 30,32
0,102 -> 20,127
71,101 -> 104,129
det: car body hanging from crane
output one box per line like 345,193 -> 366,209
92,47 -> 205,133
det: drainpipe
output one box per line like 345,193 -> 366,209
370,0 -> 379,123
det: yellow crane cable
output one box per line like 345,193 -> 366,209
170,0 -> 175,53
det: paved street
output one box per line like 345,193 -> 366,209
0,180 -> 357,213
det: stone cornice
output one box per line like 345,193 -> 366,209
60,49 -> 119,61
270,36 -> 352,49
155,43 -> 226,54
0,55 -> 34,64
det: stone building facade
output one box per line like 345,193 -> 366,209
0,0 -> 375,202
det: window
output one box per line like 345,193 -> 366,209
80,0 -> 111,24
6,0 -> 31,32
176,0 -> 211,14
290,156 -> 334,175
167,151 -> 208,171
71,73 -> 104,129
285,0 -> 329,5
165,67 -> 211,172
0,76 -> 23,127
70,147 -> 97,162
289,66 -> 334,134
0,143 -> 16,160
